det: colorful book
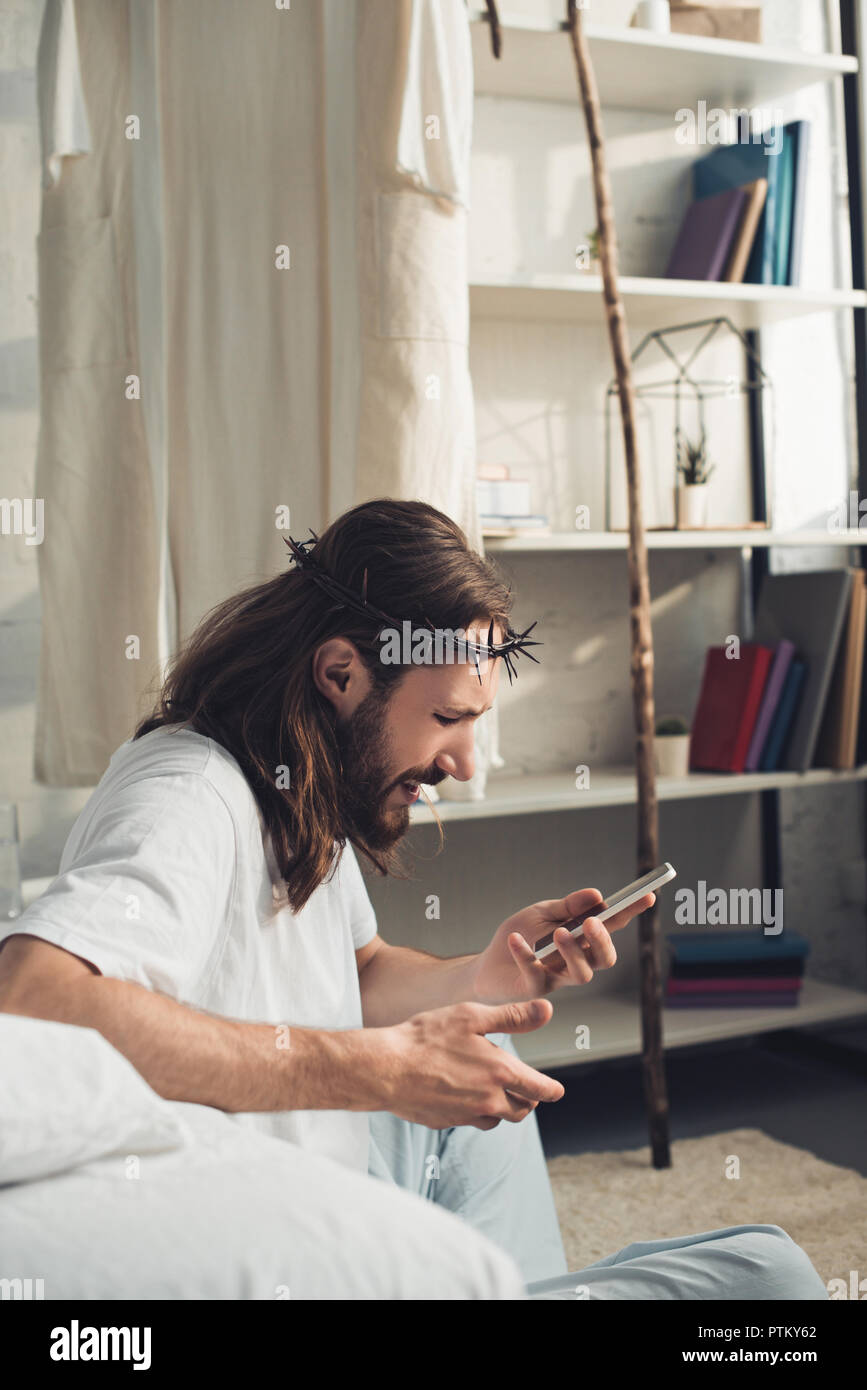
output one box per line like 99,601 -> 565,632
840,571 -> 867,767
753,570 -> 854,771
744,639 -> 795,770
667,929 -> 811,963
773,123 -> 798,286
693,133 -> 783,285
670,956 -> 806,979
854,607 -> 867,767
814,570 -> 867,770
787,120 -> 811,287
667,976 -> 803,994
724,178 -> 768,283
759,660 -> 807,771
689,643 -> 774,772
666,186 -> 751,280
665,992 -> 800,1008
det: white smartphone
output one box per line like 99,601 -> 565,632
533,862 -> 677,962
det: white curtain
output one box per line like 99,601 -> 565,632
33,0 -> 499,794
354,0 -> 503,798
34,0 -> 163,784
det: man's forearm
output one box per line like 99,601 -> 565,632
359,940 -> 480,1026
1,968 -> 390,1114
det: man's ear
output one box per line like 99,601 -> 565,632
311,638 -> 370,714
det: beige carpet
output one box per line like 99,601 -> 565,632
547,1128 -> 866,1288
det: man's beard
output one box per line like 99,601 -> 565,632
334,682 -> 433,851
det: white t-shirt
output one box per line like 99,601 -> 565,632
0,725 -> 378,1172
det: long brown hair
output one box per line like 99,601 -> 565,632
134,498 -> 515,914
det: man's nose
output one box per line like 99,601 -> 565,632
434,726 -> 476,783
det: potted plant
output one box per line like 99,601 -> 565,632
654,715 -> 691,777
575,227 -> 601,273
675,429 -> 715,528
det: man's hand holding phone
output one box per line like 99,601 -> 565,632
468,879 -> 664,1005
372,866 -> 674,1130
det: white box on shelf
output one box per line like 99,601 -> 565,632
476,478 -> 532,515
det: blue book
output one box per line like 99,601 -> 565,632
753,570 -> 853,771
773,125 -> 798,286
759,659 -> 807,771
744,639 -> 795,771
693,130 -> 784,285
667,929 -> 811,964
787,121 -> 811,286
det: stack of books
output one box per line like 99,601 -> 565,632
665,120 -> 811,286
477,464 -> 550,537
665,929 -> 811,1009
689,568 -> 867,773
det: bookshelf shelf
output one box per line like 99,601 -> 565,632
513,978 -> 867,1069
483,529 -> 867,552
468,10 -> 858,111
440,11 -> 867,1083
408,764 -> 867,825
470,275 -> 867,330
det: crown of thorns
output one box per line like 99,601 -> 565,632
284,530 -> 542,684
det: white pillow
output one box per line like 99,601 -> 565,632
0,1014 -> 187,1184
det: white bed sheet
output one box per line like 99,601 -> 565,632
0,1099 -> 526,1301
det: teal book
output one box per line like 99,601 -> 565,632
773,124 -> 798,286
693,131 -> 783,285
666,930 -> 811,964
759,659 -> 807,771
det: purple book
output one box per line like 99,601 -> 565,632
665,992 -> 800,1008
744,639 -> 796,771
665,186 -> 749,281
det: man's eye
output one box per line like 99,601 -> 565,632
435,714 -> 459,726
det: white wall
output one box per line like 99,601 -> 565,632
0,0 -> 93,877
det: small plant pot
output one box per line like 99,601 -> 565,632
654,733 -> 690,778
676,483 -> 709,529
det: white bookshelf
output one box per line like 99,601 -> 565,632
483,528 -> 867,552
410,764 -> 867,824
470,274 -> 867,330
457,14 -> 867,1067
467,10 -> 857,110
514,978 -> 867,1070
467,14 -> 865,334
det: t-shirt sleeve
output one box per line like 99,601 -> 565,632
337,842 -> 379,950
0,772 -> 237,1001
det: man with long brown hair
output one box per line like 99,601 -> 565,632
0,499 -> 828,1300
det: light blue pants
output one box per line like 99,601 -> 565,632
368,1034 -> 829,1301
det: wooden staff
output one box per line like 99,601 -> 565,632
564,0 -> 670,1168
480,0 -> 671,1167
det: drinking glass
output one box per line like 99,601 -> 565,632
0,803 -> 24,920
